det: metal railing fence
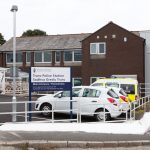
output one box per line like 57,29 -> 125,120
139,83 -> 150,97
130,95 -> 150,120
0,99 -> 133,124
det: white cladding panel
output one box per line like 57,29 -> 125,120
139,31 -> 150,84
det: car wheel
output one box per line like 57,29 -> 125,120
40,103 -> 52,117
94,109 -> 111,121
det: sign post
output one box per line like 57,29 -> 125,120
29,67 -> 72,121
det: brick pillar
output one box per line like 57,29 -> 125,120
3,53 -> 6,67
31,52 -> 34,67
22,52 -> 26,68
61,51 -> 64,66
52,51 -> 55,66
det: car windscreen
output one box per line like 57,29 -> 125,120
107,89 -> 119,99
120,84 -> 135,94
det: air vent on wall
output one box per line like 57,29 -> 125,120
112,34 -> 116,39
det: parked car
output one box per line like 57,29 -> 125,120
35,86 -> 123,121
107,87 -> 129,111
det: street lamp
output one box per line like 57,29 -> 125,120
11,5 -> 18,122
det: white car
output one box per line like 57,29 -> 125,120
35,86 -> 123,121
106,87 -> 130,111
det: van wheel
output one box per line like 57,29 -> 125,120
94,109 -> 111,121
40,103 -> 52,117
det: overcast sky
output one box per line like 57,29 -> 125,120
1,0 -> 150,40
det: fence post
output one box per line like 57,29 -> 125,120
79,100 -> 81,123
52,104 -> 54,123
130,102 -> 132,120
133,101 -> 135,119
104,104 -> 105,123
25,102 -> 27,122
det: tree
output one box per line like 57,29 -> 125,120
0,33 -> 6,45
21,29 -> 47,37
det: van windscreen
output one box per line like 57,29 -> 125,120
120,84 -> 135,94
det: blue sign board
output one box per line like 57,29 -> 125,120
28,67 -> 72,121
30,67 -> 71,92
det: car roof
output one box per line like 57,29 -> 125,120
93,78 -> 138,84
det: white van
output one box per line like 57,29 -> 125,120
91,78 -> 139,102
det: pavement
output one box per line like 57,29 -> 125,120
0,130 -> 150,149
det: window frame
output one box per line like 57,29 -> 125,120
26,51 -> 31,63
64,50 -> 82,62
34,51 -> 52,63
90,77 -> 101,84
90,42 -> 106,55
72,77 -> 82,86
6,52 -> 23,64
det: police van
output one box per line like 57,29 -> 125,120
91,78 -> 139,102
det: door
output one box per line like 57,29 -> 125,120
54,91 -> 70,113
78,88 -> 101,115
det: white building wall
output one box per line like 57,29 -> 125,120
139,31 -> 150,95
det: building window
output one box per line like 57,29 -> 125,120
90,77 -> 105,84
26,52 -> 31,63
34,51 -> 52,63
16,53 -> 22,62
74,50 -> 82,61
90,77 -> 100,84
72,78 -> 82,86
90,43 -> 106,54
6,52 -> 22,63
6,53 -> 13,63
44,51 -> 51,62
35,52 -> 42,62
55,51 -> 61,63
64,51 -> 72,61
64,50 -> 82,62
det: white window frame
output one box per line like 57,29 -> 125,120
26,52 -> 31,63
64,50 -> 82,62
34,51 -> 52,63
90,42 -> 106,54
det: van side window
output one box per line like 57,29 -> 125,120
120,84 -> 135,94
105,82 -> 119,88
